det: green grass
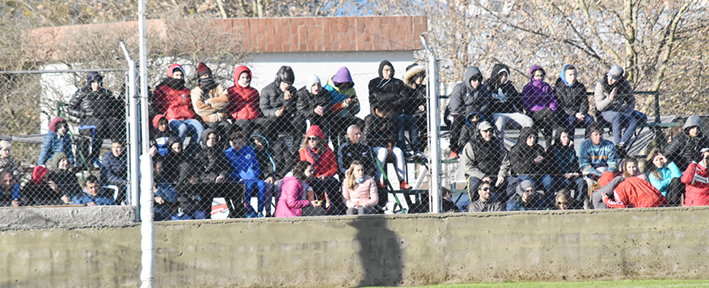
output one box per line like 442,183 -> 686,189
369,279 -> 709,288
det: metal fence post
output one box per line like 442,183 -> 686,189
421,36 -> 441,213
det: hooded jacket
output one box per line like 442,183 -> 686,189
260,66 -> 298,118
225,142 -> 261,181
368,60 -> 406,113
486,63 -> 524,114
324,67 -> 360,118
447,66 -> 491,119
150,114 -> 178,157
509,127 -> 547,176
154,64 -> 196,121
363,112 -> 398,149
274,176 -> 311,217
665,116 -> 709,171
601,172 -> 668,208
296,78 -> 332,120
399,64 -> 427,116
554,64 -> 589,116
191,82 -> 229,123
66,72 -> 121,122
194,129 -> 229,183
38,117 -> 74,166
298,126 -> 337,178
250,130 -> 295,179
506,180 -> 541,211
594,74 -> 634,113
101,150 -> 127,186
521,65 -> 558,112
460,128 -> 510,180
162,136 -> 190,183
227,66 -> 262,120
547,130 -> 581,175
681,160 -> 709,206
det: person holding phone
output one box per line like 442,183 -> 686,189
275,161 -> 322,217
509,127 -> 554,208
547,129 -> 586,208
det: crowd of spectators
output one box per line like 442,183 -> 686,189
1,61 -> 708,219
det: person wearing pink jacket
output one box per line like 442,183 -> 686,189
275,161 -> 322,217
342,161 -> 379,215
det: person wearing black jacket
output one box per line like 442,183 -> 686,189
486,63 -> 533,141
259,66 -> 300,144
363,101 -> 412,190
400,64 -> 428,138
250,130 -> 295,216
665,116 -> 709,172
194,129 -> 229,184
547,129 -> 586,208
554,64 -> 593,134
162,136 -> 191,185
368,60 -> 406,114
509,127 -> 554,207
338,125 -> 376,177
295,74 -> 331,137
446,65 -> 490,158
66,72 -> 124,167
149,114 -> 179,158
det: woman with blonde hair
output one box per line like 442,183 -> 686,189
646,148 -> 684,206
342,161 -> 378,215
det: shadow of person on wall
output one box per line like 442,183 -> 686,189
348,216 -> 404,287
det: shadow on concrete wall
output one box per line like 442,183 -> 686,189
349,216 -> 403,287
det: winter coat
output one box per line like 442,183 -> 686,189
250,133 -> 295,180
71,190 -> 116,206
37,117 -> 74,166
547,140 -> 581,175
460,133 -> 510,180
487,63 -> 524,114
600,173 -> 668,208
509,127 -> 547,176
191,84 -> 229,123
225,145 -> 260,181
259,67 -> 298,118
447,66 -> 491,120
150,114 -> 178,157
468,199 -> 504,212
153,177 -> 179,221
195,129 -> 229,183
66,86 -> 121,123
296,85 -> 331,119
298,126 -> 337,178
101,151 -> 127,186
274,176 -> 311,217
323,67 -> 360,118
579,138 -> 618,177
154,64 -> 196,121
554,64 -> 589,116
342,175 -> 378,208
594,76 -> 634,113
368,60 -> 406,113
681,161 -> 709,206
162,137 -> 190,184
50,168 -> 81,199
647,162 -> 682,197
400,64 -> 427,116
227,66 -> 262,120
337,141 -> 376,176
666,122 -> 709,171
521,65 -> 557,113
363,113 -> 398,149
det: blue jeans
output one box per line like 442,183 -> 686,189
564,114 -> 594,133
601,110 -> 647,145
169,119 -> 205,146
396,114 -> 421,153
242,179 -> 267,214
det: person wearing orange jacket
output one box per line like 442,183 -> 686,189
154,64 -> 204,147
298,125 -> 342,215
227,65 -> 268,134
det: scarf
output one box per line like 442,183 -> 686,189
306,146 -> 322,164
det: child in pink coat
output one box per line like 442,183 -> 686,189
275,161 -> 322,217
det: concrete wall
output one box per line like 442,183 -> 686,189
2,206 -> 709,287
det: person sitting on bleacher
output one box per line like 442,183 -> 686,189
299,125 -> 342,215
509,127 -> 554,207
162,136 -> 191,185
25,165 -> 72,206
363,101 -> 412,190
579,123 -> 618,180
295,74 -> 332,138
681,148 -> 709,207
0,168 -> 21,207
225,131 -> 268,217
547,129 -> 586,208
554,64 -> 593,134
468,180 -> 504,213
0,141 -> 20,179
553,189 -> 575,210
149,114 -> 178,157
173,164 -> 209,219
275,161 -> 322,217
460,121 -> 510,211
506,180 -> 542,211
227,65 -> 265,134
342,161 -> 379,215
594,65 -> 646,155
646,148 -> 684,206
194,129 -> 229,184
522,65 -> 558,148
338,125 -> 376,179
447,65 -> 490,159
192,62 -> 231,139
100,138 -> 127,204
400,63 -> 428,148
66,72 -> 124,167
486,63 -> 533,141
154,63 -> 204,147
48,152 -> 81,201
71,175 -> 115,206
37,117 -> 74,167
595,157 -> 667,209
665,116 -> 709,172
323,66 -> 364,143
259,66 -> 300,144
250,129 -> 296,216
152,158 -> 179,221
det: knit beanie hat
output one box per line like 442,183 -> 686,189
516,180 -> 534,197
197,62 -> 212,77
50,152 -> 68,169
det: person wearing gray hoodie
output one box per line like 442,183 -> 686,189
446,66 -> 491,158
666,116 -> 709,172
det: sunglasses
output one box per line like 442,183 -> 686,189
557,202 -> 568,206
481,187 -> 490,191
308,137 -> 320,141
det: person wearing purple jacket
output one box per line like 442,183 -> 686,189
323,67 -> 365,145
522,65 -> 559,148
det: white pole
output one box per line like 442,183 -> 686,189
120,41 -> 140,211
138,0 -> 155,285
421,35 -> 441,213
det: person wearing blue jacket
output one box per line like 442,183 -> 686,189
646,148 -> 684,206
579,123 -> 618,179
152,159 -> 179,220
71,175 -> 115,206
37,117 -> 74,166
100,138 -> 127,204
225,131 -> 266,217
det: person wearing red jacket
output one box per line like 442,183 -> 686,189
227,65 -> 267,134
597,157 -> 668,209
154,64 -> 204,147
681,148 -> 709,206
298,125 -> 342,215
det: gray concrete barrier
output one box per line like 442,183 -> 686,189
2,206 -> 709,287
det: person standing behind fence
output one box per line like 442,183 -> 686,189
259,66 -> 300,145
594,65 -> 646,155
295,74 -> 332,136
342,161 -> 378,215
227,65 -> 265,134
154,63 -> 205,147
191,62 -> 230,141
323,66 -> 364,142
37,117 -> 74,167
66,72 -> 123,167
554,64 -> 593,134
275,161 -> 322,217
522,65 -> 559,148
486,63 -> 533,141
447,65 -> 490,159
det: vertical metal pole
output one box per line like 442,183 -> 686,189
421,36 -> 441,213
120,41 -> 140,217
138,0 -> 155,286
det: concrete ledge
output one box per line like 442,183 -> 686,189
0,205 -> 136,231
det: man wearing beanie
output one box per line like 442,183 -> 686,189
48,152 -> 81,202
259,66 -> 300,144
295,74 -> 331,136
191,62 -> 230,139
